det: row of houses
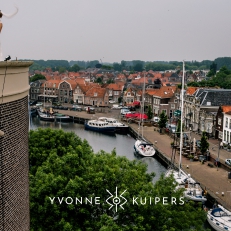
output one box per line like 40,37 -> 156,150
30,78 -> 124,107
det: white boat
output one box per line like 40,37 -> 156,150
165,61 -> 206,203
207,205 -> 231,231
98,117 -> 129,134
84,119 -> 116,135
183,182 -> 207,202
134,139 -> 155,157
133,72 -> 155,157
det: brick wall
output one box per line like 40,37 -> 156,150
0,96 -> 29,230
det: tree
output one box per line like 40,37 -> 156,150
29,129 -> 207,231
200,131 -> 209,155
95,77 -> 103,84
69,64 -> 81,72
158,111 -> 168,129
147,105 -> 153,120
29,74 -> 46,82
59,67 -> 66,73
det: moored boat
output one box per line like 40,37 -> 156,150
134,139 -> 155,157
207,205 -> 231,231
165,61 -> 207,203
98,117 -> 129,134
84,119 -> 116,135
54,113 -> 71,122
37,108 -> 55,122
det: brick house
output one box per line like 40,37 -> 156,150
84,86 -> 109,107
145,86 -> 177,117
29,79 -> 46,101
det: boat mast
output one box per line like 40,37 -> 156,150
141,71 -> 146,139
179,61 -> 185,173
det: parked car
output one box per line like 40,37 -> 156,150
225,159 -> 231,167
70,105 -> 82,111
121,108 -> 131,116
112,104 -> 122,109
109,100 -> 116,104
36,102 -> 43,107
165,123 -> 176,133
30,100 -> 38,106
52,102 -> 61,106
152,117 -> 160,123
198,155 -> 207,162
127,105 -> 136,111
196,140 -> 201,148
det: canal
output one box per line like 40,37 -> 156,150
30,117 -> 213,230
30,117 -> 166,183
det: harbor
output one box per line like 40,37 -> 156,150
32,106 -> 231,211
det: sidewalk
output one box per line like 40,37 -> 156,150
129,123 -> 231,210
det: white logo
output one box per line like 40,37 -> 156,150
106,187 -> 127,212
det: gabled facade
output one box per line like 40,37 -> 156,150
85,86 -> 109,106
145,86 -> 177,117
30,79 -> 46,101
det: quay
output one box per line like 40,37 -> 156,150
38,107 -> 231,210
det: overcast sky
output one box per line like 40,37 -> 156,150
1,0 -> 231,63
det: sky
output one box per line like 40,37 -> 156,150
1,0 -> 231,63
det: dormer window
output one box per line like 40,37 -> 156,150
94,92 -> 97,97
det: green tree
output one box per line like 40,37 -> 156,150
147,105 -> 153,120
29,129 -> 207,231
200,131 -> 209,155
29,74 -> 46,82
95,77 -> 103,84
158,111 -> 168,129
69,64 -> 81,72
59,67 -> 66,73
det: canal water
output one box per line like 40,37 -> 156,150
30,117 -> 166,183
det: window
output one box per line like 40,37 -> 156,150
224,130 -> 227,141
227,131 -> 230,143
94,92 -> 97,97
174,99 -> 178,103
226,118 -> 228,128
218,118 -> 222,125
162,109 -> 167,114
171,104 -> 175,109
229,119 -> 231,129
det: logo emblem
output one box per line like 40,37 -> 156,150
106,187 -> 127,212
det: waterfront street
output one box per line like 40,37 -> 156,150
49,106 -> 231,210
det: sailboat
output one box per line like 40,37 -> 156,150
134,71 -> 155,157
165,61 -> 207,203
207,204 -> 231,231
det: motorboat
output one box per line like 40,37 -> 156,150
134,139 -> 155,157
207,205 -> 231,231
98,117 -> 129,134
54,113 -> 71,122
183,182 -> 207,202
37,108 -> 55,122
84,119 -> 116,135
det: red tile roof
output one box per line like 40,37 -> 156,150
146,86 -> 177,98
222,106 -> 231,113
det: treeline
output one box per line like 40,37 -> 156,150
26,57 -> 231,73
188,66 -> 231,89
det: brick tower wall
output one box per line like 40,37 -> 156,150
0,96 -> 30,230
